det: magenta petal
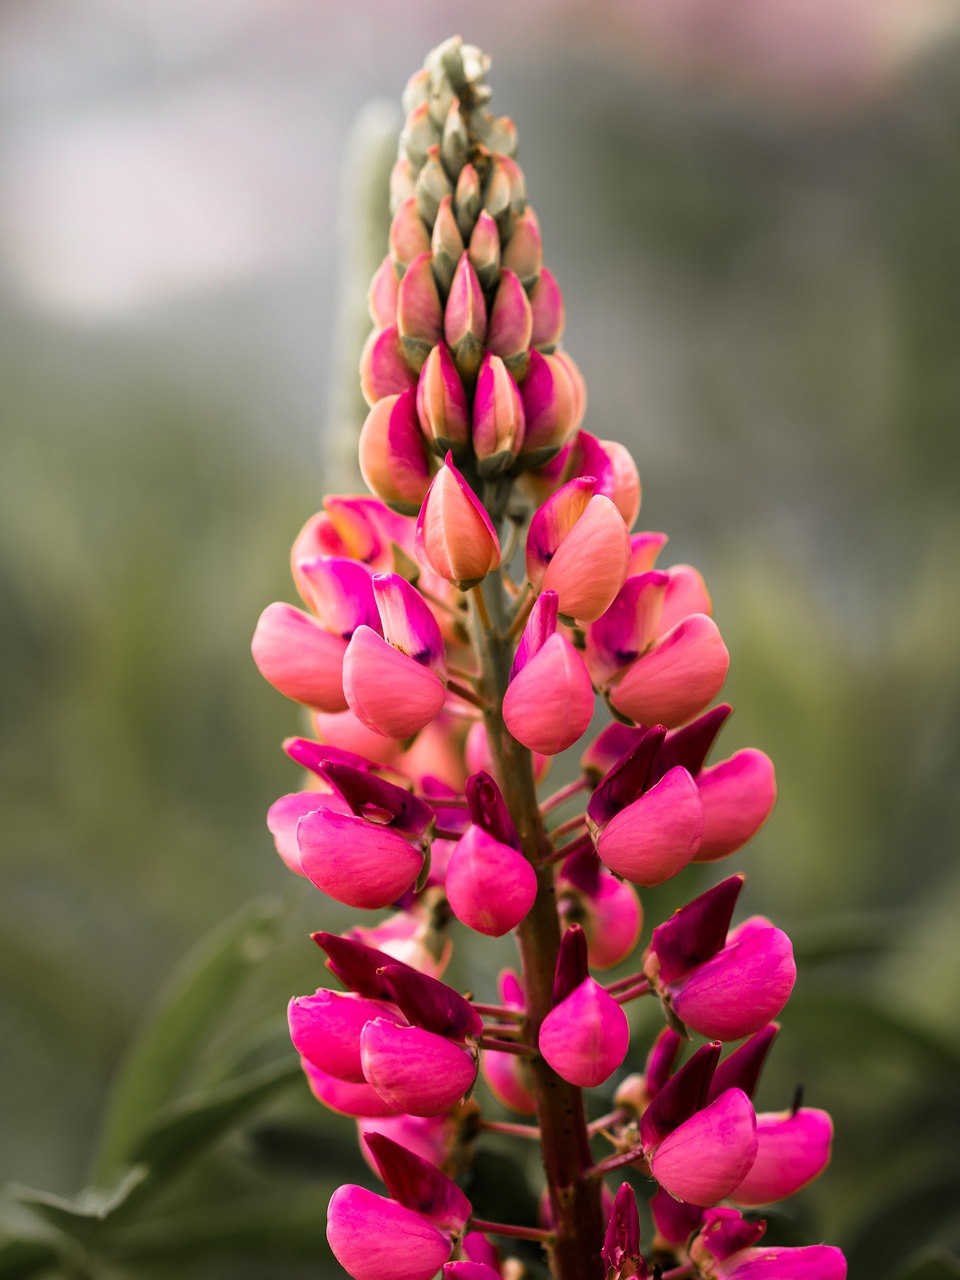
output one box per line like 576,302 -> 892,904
317,758 -> 435,840
539,977 -> 630,1087
481,1047 -> 537,1115
602,1184 -> 645,1280
669,919 -> 797,1041
708,1024 -> 780,1102
301,1059 -> 402,1117
445,1264 -> 502,1280
377,964 -> 483,1042
694,749 -> 777,861
360,1020 -> 478,1116
295,556 -> 380,637
571,871 -> 643,971
360,325 -> 418,405
659,564 -> 713,631
326,1184 -> 452,1280
609,614 -> 730,729
649,875 -> 745,986
541,495 -> 631,623
640,1042 -> 722,1150
587,724 -> 666,830
650,1088 -> 758,1207
446,827 -> 537,936
288,989 -> 400,1082
717,1245 -> 847,1280
585,572 -> 670,687
251,602 -> 349,712
297,807 -> 423,909
364,1131 -> 472,1232
644,1027 -> 685,1100
649,1186 -> 705,1251
730,1108 -> 833,1207
510,590 -> 559,680
503,633 -> 595,756
343,626 -> 447,739
597,766 -> 703,887
313,931 -> 417,1001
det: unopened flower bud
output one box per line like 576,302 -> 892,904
472,353 -> 525,476
518,350 -> 579,461
369,256 -> 400,328
444,253 -> 487,381
401,100 -> 440,170
467,210 -> 501,291
485,154 -> 526,221
529,266 -> 565,350
487,269 -> 533,369
539,975 -> 629,1087
440,98 -> 469,177
502,207 -> 542,288
358,388 -> 432,514
454,163 -> 482,240
417,145 -> 453,227
417,343 -> 470,455
390,195 -> 432,273
390,157 -> 416,214
431,195 -> 464,293
445,825 -> 537,936
416,455 -> 501,590
360,326 -> 417,406
503,620 -> 595,757
398,251 -> 444,370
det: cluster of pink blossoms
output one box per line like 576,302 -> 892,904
252,38 -> 846,1280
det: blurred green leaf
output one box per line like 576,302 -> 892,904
93,901 -> 283,1185
0,1240 -> 59,1280
891,1251 -> 960,1280
790,912 -> 925,965
843,1165 -> 960,1278
9,1168 -> 149,1246
128,1058 -> 300,1180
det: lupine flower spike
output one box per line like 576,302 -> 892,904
253,35 -> 846,1280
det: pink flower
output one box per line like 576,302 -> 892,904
729,1107 -> 834,1207
445,772 -> 537,936
538,926 -> 630,1087
480,970 -> 536,1116
358,388 -> 434,515
556,847 -> 643,970
691,1208 -> 846,1280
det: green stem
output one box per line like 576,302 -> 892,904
471,566 -> 604,1280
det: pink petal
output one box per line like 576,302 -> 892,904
561,870 -> 643,971
295,556 -> 379,638
251,602 -> 348,711
528,265 -> 565,348
539,977 -> 630,1088
397,251 -> 443,347
659,563 -> 713,631
584,572 -> 669,688
717,1246 -> 847,1280
300,1059 -> 402,1118
343,626 -> 446,740
510,590 -> 559,679
368,254 -> 399,328
312,707 -> 404,765
502,633 -> 595,756
416,343 -> 470,453
481,1048 -> 537,1116
542,495 -> 631,623
360,325 -> 418,406
628,531 -> 668,574
518,349 -> 578,457
445,827 -> 537,936
326,1184 -> 451,1280
695,749 -> 777,861
415,456 -> 501,589
669,919 -> 796,1041
360,1020 -> 478,1116
389,194 -> 432,269
296,806 -> 423,908
501,206 -> 542,286
358,389 -> 433,514
445,1264 -> 502,1280
288,989 -> 401,1082
609,614 -> 730,728
526,476 -> 595,587
472,352 -> 525,474
730,1108 -> 833,1207
596,438 -> 641,529
486,268 -> 533,361
597,766 -> 704,887
650,1088 -> 758,1206
267,789 -> 349,875
373,574 -> 446,677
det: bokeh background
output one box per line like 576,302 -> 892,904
2,2 -> 959,1277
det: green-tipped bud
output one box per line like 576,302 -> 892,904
416,144 -> 452,227
468,210 -> 501,292
401,100 -> 440,171
431,195 -> 465,294
473,352 -> 525,477
444,253 -> 487,383
477,113 -> 518,158
397,251 -> 443,372
417,343 -> 470,455
390,195 -> 431,273
487,268 -> 533,373
441,98 -> 469,178
484,155 -> 526,223
502,207 -> 542,289
454,164 -> 482,241
402,66 -> 431,116
368,256 -> 400,329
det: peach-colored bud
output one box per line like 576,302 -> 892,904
360,326 -> 417,407
390,195 -> 431,273
416,145 -> 453,226
431,195 -> 464,293
528,266 -> 565,350
369,255 -> 400,328
598,438 -> 641,529
417,343 -> 470,455
444,254 -> 487,380
252,603 -> 349,712
454,163 -> 482,240
472,353 -> 525,476
467,210 -> 501,291
502,207 -> 542,288
484,155 -> 526,220
487,269 -> 533,367
416,456 -> 501,590
358,388 -> 433,515
553,350 -> 586,432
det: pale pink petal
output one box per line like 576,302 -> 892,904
730,1108 -> 833,1207
628,531 -> 668,575
597,766 -> 704,887
267,789 -> 349,875
695,749 -> 777,861
609,614 -> 729,728
542,495 -> 631,623
650,1088 -> 758,1207
526,477 -> 595,588
343,626 -> 446,740
503,633 -> 595,756
313,707 -> 404,765
659,564 -> 713,631
373,574 -> 446,678
326,1184 -> 451,1280
251,602 -> 348,711
300,1059 -> 402,1118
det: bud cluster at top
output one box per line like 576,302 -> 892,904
251,36 -> 847,1280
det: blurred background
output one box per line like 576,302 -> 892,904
2,2 -> 959,1277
